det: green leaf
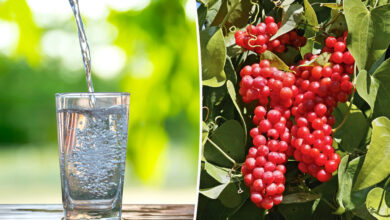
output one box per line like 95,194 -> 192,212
219,183 -> 246,208
204,0 -> 223,26
336,156 -> 372,212
228,199 -> 266,220
226,80 -> 247,143
303,0 -> 319,37
279,201 -> 316,220
270,4 -> 304,40
326,10 -> 347,37
282,192 -> 321,204
260,51 -> 291,72
210,0 -> 252,30
277,46 -> 300,65
356,59 -> 390,119
354,117 -> 390,190
299,52 -> 331,67
281,0 -> 296,7
200,183 -> 230,199
198,4 -> 208,29
335,155 -> 350,214
204,161 -> 231,184
204,120 -> 246,167
333,102 -> 369,152
366,187 -> 390,219
201,27 -> 227,87
344,0 -> 390,71
320,3 -> 343,10
224,58 -> 237,85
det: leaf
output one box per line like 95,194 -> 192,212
204,0 -> 223,26
227,80 -> 247,143
200,183 -> 230,199
260,51 -> 291,72
281,0 -> 296,7
228,199 -> 266,220
277,46 -> 300,65
196,194 -> 230,220
197,4 -> 208,29
204,120 -> 246,167
202,121 -> 209,146
219,183 -> 246,208
326,10 -> 347,37
299,0 -> 318,57
270,4 -> 304,40
298,52 -> 331,67
282,192 -> 321,204
344,0 -> 390,71
210,0 -> 252,30
303,0 -> 319,37
279,201 -> 316,220
204,161 -> 231,184
224,58 -> 237,84
366,187 -> 390,219
336,156 -> 372,212
333,102 -> 369,152
334,155 -> 350,214
356,59 -> 390,119
354,117 -> 390,190
201,27 -> 227,87
320,3 -> 343,10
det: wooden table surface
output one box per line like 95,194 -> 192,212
0,204 -> 194,219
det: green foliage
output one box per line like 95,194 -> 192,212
354,117 -> 390,191
201,27 -> 227,87
344,0 -> 390,71
0,0 -> 199,189
198,0 -> 390,219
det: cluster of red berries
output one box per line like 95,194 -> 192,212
234,16 -> 306,54
240,60 -> 295,209
238,33 -> 355,209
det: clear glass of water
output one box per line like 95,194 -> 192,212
56,93 -> 130,219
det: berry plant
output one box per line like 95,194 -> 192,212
198,0 -> 390,219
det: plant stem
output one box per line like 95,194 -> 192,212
207,137 -> 237,165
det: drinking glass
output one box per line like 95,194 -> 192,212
56,92 -> 130,219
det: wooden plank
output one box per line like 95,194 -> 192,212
0,204 -> 194,219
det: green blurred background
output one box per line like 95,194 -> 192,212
0,0 -> 199,203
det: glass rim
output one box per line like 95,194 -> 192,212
56,92 -> 130,97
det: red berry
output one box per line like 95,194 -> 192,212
261,197 -> 274,209
314,103 -> 327,117
343,51 -> 355,64
331,52 -> 344,63
245,158 -> 256,170
317,169 -> 332,182
280,87 -> 293,100
325,36 -> 337,48
325,160 -> 338,173
251,192 -> 263,204
253,179 -> 265,191
311,66 -> 323,80
334,42 -> 346,52
315,153 -> 327,166
244,173 -> 253,186
265,16 -> 275,24
266,22 -> 278,35
266,183 -> 278,196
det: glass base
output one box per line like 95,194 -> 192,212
64,209 -> 121,220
